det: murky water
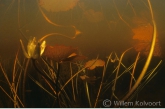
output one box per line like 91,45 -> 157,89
0,0 -> 165,58
0,0 -> 165,107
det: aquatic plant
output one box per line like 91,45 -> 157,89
43,45 -> 86,62
121,0 -> 158,102
0,0 -> 164,108
132,23 -> 162,57
17,0 -> 163,105
0,50 -> 24,107
19,36 -> 88,107
20,37 -> 46,59
85,59 -> 105,70
0,45 -> 162,107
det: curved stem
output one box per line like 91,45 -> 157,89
22,58 -> 30,107
55,62 -> 61,107
121,0 -> 157,101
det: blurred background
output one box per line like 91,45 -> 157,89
0,0 -> 165,107
0,0 -> 165,59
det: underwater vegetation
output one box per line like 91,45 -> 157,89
0,41 -> 163,107
132,22 -> 162,57
0,0 -> 165,108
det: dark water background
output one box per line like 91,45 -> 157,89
0,0 -> 165,107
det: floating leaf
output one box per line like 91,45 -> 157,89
83,9 -> 104,23
85,59 -> 105,70
39,0 -> 79,12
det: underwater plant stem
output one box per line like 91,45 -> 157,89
56,63 -> 60,91
84,81 -> 92,108
94,53 -> 115,107
0,63 -> 24,107
37,3 -> 80,42
28,74 -> 57,99
94,53 -> 114,107
121,0 -> 157,101
31,59 -> 58,92
55,62 -> 61,107
127,0 -> 137,16
12,50 -> 20,107
94,65 -> 106,108
111,48 -> 132,100
128,60 -> 162,101
58,67 -> 87,96
70,63 -> 76,102
0,86 -> 15,103
32,58 -> 69,107
22,58 -> 30,107
38,33 -> 76,43
113,0 -> 131,28
129,52 -> 140,90
41,57 -> 57,74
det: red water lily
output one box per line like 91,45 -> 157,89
43,45 -> 87,62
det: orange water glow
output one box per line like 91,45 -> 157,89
132,23 -> 161,57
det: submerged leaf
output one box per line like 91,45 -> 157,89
80,75 -> 89,80
132,24 -> 162,57
85,59 -> 105,70
39,0 -> 79,12
83,9 -> 104,23
132,23 -> 153,41
80,75 -> 97,84
43,45 -> 86,62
